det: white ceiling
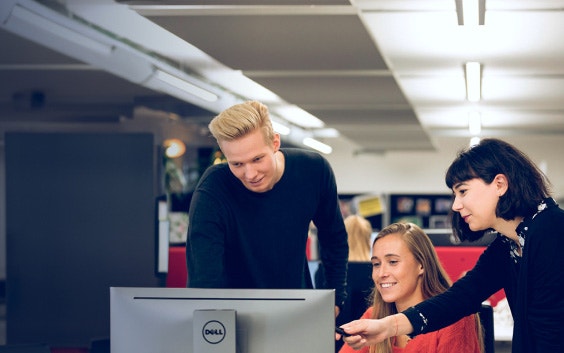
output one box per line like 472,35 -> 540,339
1,0 -> 564,155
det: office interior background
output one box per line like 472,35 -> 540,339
1,0 -> 563,351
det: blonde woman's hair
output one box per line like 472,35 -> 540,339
344,215 -> 372,262
208,100 -> 275,145
368,223 -> 483,353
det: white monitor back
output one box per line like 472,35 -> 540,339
110,287 -> 335,353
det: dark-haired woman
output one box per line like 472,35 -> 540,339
338,138 -> 564,353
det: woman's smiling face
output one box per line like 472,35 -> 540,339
371,233 -> 424,311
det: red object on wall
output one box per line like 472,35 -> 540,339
166,245 -> 505,306
435,246 -> 505,307
168,239 -> 314,287
166,246 -> 188,287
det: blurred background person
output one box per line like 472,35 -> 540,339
345,215 -> 372,262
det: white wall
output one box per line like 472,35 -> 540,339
327,135 -> 564,200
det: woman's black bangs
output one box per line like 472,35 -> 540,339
445,157 -> 476,189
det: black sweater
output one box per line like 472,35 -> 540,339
186,148 -> 349,307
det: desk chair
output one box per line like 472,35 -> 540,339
315,261 -> 374,353
339,262 -> 374,325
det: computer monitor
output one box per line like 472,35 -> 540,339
110,287 -> 335,353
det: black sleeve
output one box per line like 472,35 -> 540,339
522,210 -> 564,351
404,237 -> 509,335
313,156 -> 349,309
185,187 -> 227,288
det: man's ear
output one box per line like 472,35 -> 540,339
272,133 -> 281,152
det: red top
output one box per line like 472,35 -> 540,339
338,307 -> 481,353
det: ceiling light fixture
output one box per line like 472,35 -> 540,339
146,69 -> 219,103
455,0 -> 486,26
271,120 -> 291,136
468,111 -> 481,135
302,137 -> 332,155
465,62 -> 482,102
469,136 -> 481,147
275,105 -> 325,129
1,0 -> 230,113
163,138 -> 186,158
4,3 -> 114,56
313,128 -> 340,139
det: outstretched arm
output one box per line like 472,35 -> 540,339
339,314 -> 413,350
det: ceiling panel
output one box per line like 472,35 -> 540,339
145,14 -> 388,71
139,4 -> 432,150
2,0 -> 564,155
119,0 -> 351,5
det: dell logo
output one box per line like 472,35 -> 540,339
202,320 -> 226,344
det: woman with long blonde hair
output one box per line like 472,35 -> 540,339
338,223 -> 483,353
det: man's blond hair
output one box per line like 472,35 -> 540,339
208,100 -> 275,145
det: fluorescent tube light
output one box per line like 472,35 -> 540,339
271,120 -> 291,136
276,105 -> 325,128
149,69 -> 219,103
470,137 -> 481,147
313,128 -> 340,138
6,4 -> 114,56
455,0 -> 485,26
303,137 -> 332,155
468,111 -> 481,135
465,62 -> 481,102
462,0 -> 479,26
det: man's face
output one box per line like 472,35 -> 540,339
220,128 -> 281,193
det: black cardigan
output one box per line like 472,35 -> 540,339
404,198 -> 564,353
